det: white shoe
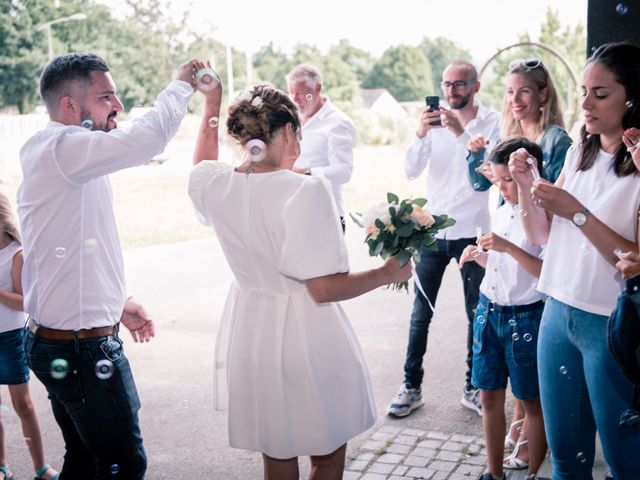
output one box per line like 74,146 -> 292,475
387,384 -> 424,417
460,386 -> 483,416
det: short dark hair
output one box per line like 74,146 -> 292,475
489,136 -> 543,171
40,53 -> 110,106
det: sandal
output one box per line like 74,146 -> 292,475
503,439 -> 529,470
0,465 -> 13,480
504,417 -> 524,449
35,464 -> 59,480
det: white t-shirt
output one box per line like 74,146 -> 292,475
0,241 -> 26,333
537,142 -> 640,316
18,80 -> 193,329
293,97 -> 357,216
480,203 -> 545,306
404,103 -> 500,240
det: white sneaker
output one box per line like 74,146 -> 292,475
461,386 -> 483,416
387,384 -> 424,417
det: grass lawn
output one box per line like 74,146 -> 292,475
0,142 -> 429,250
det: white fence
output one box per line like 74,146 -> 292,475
0,114 -> 49,177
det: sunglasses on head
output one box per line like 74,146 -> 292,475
509,58 -> 543,71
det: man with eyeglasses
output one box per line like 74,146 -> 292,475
388,60 -> 500,418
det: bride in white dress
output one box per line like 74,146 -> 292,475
188,65 -> 411,479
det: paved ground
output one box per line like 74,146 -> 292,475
1,232 -> 609,479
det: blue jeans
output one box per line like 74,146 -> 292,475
539,297 -> 640,480
403,238 -> 485,390
472,294 -> 543,400
24,328 -> 147,479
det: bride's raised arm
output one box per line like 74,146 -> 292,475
193,61 -> 223,165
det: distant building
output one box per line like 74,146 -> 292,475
398,101 -> 425,116
360,89 -> 407,121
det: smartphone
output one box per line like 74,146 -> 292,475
425,96 -> 441,126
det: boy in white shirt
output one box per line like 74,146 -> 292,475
460,137 -> 547,480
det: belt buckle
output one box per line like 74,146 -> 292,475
28,317 -> 39,335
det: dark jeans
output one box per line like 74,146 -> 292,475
24,328 -> 146,479
403,238 -> 485,390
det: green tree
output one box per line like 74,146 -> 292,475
327,39 -> 374,82
362,45 -> 433,102
0,0 -> 50,113
253,42 -> 290,90
418,37 -> 473,91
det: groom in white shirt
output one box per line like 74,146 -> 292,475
19,53 -> 196,478
286,64 -> 357,231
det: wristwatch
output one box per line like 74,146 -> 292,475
572,207 -> 591,227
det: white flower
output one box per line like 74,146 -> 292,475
362,202 -> 394,228
251,96 -> 263,108
229,90 -> 253,107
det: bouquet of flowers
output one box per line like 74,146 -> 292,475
351,193 -> 456,291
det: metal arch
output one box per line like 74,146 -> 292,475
478,41 -> 581,129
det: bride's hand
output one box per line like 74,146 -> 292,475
381,256 -> 413,284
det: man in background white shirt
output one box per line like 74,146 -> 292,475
18,53 -> 195,479
387,60 -> 500,418
286,64 -> 357,230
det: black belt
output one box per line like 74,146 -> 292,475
480,295 -> 545,314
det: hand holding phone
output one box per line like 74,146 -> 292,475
425,96 -> 441,126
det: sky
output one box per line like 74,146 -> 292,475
103,0 -> 589,62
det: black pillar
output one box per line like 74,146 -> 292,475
587,1 -> 640,56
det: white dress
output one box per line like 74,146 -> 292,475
188,161 -> 376,459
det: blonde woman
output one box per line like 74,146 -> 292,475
0,193 -> 58,480
468,58 -> 572,187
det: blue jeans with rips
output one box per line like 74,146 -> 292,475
24,328 -> 147,480
403,238 -> 485,390
539,297 -> 640,480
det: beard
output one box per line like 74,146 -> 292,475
80,108 -> 117,132
447,91 -> 473,110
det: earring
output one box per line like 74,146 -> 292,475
539,103 -> 545,112
626,100 -> 633,108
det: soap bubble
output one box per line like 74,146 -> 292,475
81,119 -> 94,130
208,116 -> 219,128
306,94 -> 313,101
523,333 -> 533,342
110,464 -> 120,475
95,359 -> 115,380
245,138 -> 267,163
512,332 -> 520,341
54,247 -> 67,258
559,365 -> 568,375
508,318 -> 517,327
51,358 -> 69,380
195,68 -> 220,91
616,3 -> 628,15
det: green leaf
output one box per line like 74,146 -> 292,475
395,249 -> 412,267
349,212 -> 364,228
412,198 -> 427,208
396,222 -> 415,237
375,218 -> 386,230
389,206 -> 396,217
387,192 -> 399,204
373,241 -> 384,256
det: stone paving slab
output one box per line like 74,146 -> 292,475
345,425 -> 552,480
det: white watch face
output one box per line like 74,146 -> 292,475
573,211 -> 587,226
